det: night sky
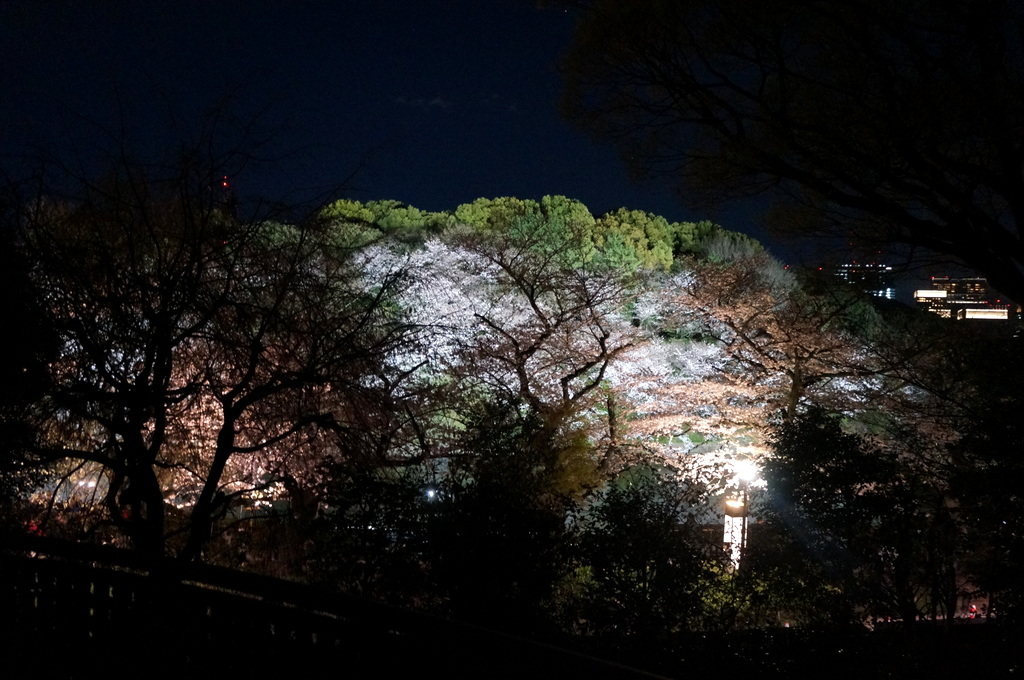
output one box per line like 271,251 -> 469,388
1,0 -> 769,243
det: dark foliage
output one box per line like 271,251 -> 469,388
764,408 -> 968,625
945,333 -> 1024,622
574,466 -> 719,639
0,210 -> 57,512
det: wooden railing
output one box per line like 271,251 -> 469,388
0,535 -> 664,678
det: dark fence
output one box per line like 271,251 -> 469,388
0,535 -> 665,679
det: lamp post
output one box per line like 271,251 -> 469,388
723,460 -> 759,570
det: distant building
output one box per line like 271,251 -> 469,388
836,262 -> 895,299
914,276 -> 1010,320
960,308 -> 1009,320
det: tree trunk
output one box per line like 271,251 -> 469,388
182,407 -> 238,561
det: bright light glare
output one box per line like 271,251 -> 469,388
734,459 -> 759,482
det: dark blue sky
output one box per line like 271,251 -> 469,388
2,0 -> 773,242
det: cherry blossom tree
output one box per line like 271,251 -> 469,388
380,214 -> 641,494
17,160 -> 416,558
664,250 -> 877,421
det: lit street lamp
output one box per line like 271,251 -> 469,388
723,460 -> 759,570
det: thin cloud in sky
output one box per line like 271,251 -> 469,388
395,95 -> 454,110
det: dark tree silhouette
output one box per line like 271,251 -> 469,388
576,466 -> 719,638
764,408 -> 969,626
0,205 -> 57,512
560,0 -> 1024,301
9,126 -> 413,559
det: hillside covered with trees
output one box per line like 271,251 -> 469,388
3,170 -> 1023,674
